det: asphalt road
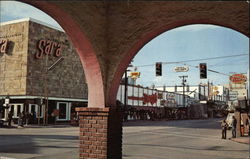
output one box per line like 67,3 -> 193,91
123,119 -> 250,159
0,118 -> 249,159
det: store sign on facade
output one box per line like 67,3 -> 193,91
35,39 -> 62,59
128,93 -> 158,105
0,38 -> 8,54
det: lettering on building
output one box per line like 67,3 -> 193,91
35,39 -> 63,59
128,93 -> 158,105
0,38 -> 8,54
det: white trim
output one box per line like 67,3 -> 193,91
0,95 -> 88,102
28,104 -> 44,118
0,17 -> 64,32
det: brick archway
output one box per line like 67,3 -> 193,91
15,1 -> 249,159
22,1 -> 105,108
108,20 -> 249,107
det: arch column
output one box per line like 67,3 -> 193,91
20,1 -> 122,159
23,0 -> 105,108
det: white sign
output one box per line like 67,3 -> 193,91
229,91 -> 238,96
174,66 -> 189,72
229,91 -> 238,101
4,98 -> 9,104
200,101 -> 207,104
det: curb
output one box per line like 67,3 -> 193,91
229,137 -> 250,144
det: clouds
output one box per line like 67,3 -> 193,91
0,1 -> 62,29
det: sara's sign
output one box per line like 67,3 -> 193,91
0,39 -> 8,54
35,39 -> 62,59
230,74 -> 247,84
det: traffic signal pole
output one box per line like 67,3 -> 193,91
179,76 -> 188,107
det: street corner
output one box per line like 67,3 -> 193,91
229,137 -> 250,144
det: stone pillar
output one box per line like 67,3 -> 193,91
76,107 -> 122,159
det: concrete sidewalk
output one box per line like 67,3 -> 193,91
230,136 -> 250,144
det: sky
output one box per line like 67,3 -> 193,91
1,1 -> 249,88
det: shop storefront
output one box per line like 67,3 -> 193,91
0,18 -> 88,125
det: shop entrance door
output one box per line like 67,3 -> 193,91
56,102 -> 71,121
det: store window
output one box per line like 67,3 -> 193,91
57,102 -> 71,121
8,104 -> 24,118
29,104 -> 44,118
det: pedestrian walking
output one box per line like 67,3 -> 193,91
21,111 -> 26,126
246,116 -> 250,136
7,111 -> 13,127
18,112 -> 23,127
232,116 -> 237,138
221,120 -> 228,139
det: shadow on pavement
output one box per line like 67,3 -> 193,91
123,118 -> 222,129
0,134 -> 78,154
123,143 -> 249,152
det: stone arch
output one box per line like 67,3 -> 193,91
21,1 -> 105,108
108,20 -> 249,106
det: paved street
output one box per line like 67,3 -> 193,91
0,119 -> 249,159
123,119 -> 250,159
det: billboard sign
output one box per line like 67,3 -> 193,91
230,74 -> 247,84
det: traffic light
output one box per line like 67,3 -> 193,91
199,63 -> 207,79
156,62 -> 162,76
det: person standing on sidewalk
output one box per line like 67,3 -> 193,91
232,116 -> 237,138
246,117 -> 250,136
221,120 -> 228,139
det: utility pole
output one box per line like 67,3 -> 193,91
179,76 -> 188,107
124,64 -> 133,108
124,70 -> 128,107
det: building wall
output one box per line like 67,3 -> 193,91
0,21 -> 29,95
0,19 -> 88,99
27,20 -> 87,99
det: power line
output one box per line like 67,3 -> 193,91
133,54 -> 248,67
182,63 -> 230,76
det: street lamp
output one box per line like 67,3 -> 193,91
4,95 -> 10,121
43,56 -> 64,125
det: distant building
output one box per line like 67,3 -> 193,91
0,18 -> 88,124
156,83 -> 229,103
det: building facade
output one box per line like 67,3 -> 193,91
0,18 -> 88,124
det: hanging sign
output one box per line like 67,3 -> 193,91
130,72 -> 140,79
174,66 -> 189,72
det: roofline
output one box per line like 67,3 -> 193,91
0,17 -> 64,32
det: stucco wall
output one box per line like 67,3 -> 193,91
0,21 -> 29,95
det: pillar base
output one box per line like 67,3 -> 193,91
76,107 -> 122,159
